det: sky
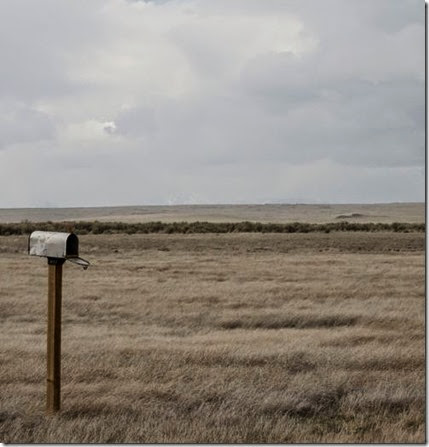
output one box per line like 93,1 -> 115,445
0,0 -> 425,207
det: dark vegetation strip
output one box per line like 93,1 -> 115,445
0,220 -> 425,235
217,314 -> 360,330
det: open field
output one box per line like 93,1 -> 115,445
0,202 -> 424,224
0,231 -> 425,443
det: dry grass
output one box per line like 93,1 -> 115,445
0,232 -> 425,443
0,202 -> 424,224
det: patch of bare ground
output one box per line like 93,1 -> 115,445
0,232 -> 424,443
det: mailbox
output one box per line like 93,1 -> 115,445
28,231 -> 89,269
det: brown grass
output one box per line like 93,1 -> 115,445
0,232 -> 425,443
0,202 -> 424,224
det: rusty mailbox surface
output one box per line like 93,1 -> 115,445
28,231 -> 89,268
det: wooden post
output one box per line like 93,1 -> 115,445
46,258 -> 65,414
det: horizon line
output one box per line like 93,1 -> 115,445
0,201 -> 424,210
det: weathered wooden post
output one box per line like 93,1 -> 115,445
28,231 -> 89,414
46,257 -> 65,413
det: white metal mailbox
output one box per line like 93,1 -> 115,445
28,231 -> 89,269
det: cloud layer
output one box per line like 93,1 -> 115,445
0,0 -> 424,207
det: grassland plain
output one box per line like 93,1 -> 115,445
0,231 -> 425,443
0,202 -> 424,224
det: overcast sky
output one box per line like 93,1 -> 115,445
0,0 -> 424,207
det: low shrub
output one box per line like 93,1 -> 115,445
0,220 -> 424,236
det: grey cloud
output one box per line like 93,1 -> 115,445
287,0 -> 424,83
0,0 -> 108,101
287,0 -> 424,34
113,74 -> 423,170
352,0 -> 423,33
104,0 -> 424,210
168,22 -> 242,78
0,0 -> 424,206
136,0 -> 176,4
0,104 -> 55,149
241,73 -> 424,167
234,6 -> 424,168
114,106 -> 157,137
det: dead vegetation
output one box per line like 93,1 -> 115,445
0,232 -> 425,443
0,219 -> 425,235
